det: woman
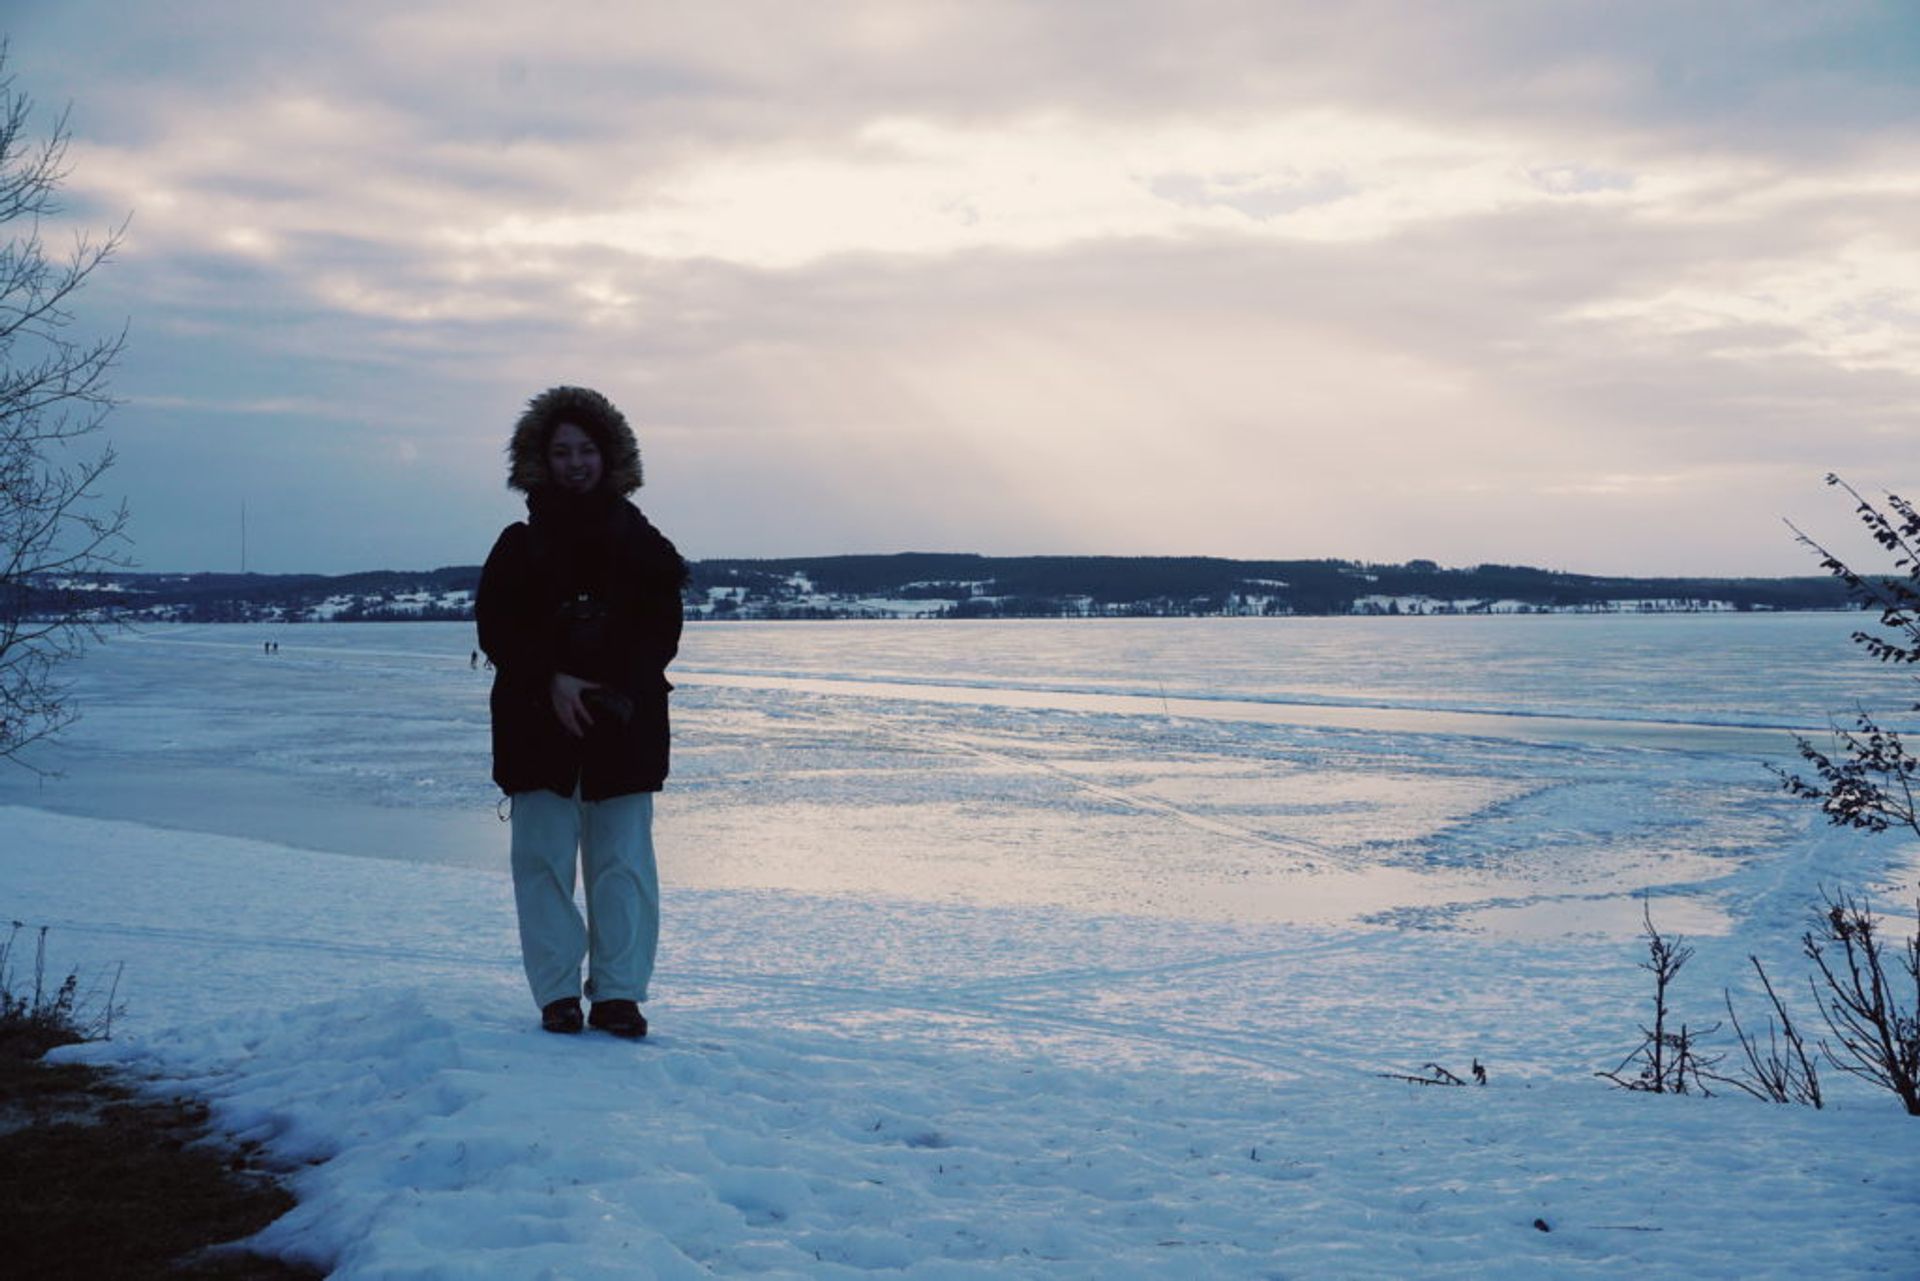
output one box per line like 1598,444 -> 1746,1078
476,386 -> 686,1038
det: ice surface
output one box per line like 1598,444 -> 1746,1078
4,617 -> 1918,1277
0,619 -> 1857,930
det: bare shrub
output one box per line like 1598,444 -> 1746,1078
1600,902 -> 1722,1096
1718,955 -> 1822,1108
0,919 -> 122,1058
1802,889 -> 1919,1115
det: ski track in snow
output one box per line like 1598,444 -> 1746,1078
30,904 -> 1367,1082
884,726 -> 1351,870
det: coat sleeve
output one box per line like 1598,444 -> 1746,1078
648,569 -> 685,676
476,524 -> 556,685
630,512 -> 686,679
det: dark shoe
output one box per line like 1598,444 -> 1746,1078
588,999 -> 648,1039
541,997 -> 584,1034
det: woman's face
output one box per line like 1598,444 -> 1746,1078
547,422 -> 603,494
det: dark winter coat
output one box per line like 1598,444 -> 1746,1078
477,490 -> 685,800
476,386 -> 685,801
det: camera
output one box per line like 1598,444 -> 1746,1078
580,686 -> 634,727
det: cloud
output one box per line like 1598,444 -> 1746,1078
456,110 -> 1672,268
8,0 -> 1919,573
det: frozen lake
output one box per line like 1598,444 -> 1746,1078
10,611 -> 1920,1277
3,612 -> 1900,939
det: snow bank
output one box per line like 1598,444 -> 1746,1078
10,807 -> 1917,1279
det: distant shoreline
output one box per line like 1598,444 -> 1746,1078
28,553 -> 1853,625
123,605 -> 1856,624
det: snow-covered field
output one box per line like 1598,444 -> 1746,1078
5,616 -> 1917,1278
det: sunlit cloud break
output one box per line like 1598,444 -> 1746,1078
462,111 -> 1713,268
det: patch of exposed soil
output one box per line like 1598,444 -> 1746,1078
0,1053 -> 324,1279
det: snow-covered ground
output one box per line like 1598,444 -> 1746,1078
5,618 -> 1918,1278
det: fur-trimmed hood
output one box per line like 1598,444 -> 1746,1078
507,385 -> 644,495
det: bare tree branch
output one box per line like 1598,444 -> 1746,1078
0,42 -> 132,771
1773,477 -> 1920,840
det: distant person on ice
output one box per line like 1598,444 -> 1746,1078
476,386 -> 687,1039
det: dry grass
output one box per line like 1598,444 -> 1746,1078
0,924 -> 323,1279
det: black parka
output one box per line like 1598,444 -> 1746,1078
476,487 -> 685,801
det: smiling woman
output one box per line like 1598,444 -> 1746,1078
476,385 -> 688,1039
546,422 -> 604,494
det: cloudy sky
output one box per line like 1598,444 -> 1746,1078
10,1 -> 1919,574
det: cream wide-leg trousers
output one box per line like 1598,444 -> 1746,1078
508,787 -> 659,1008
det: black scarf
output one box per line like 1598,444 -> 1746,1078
526,487 -> 623,600
525,487 -> 687,598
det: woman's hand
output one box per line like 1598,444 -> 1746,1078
550,672 -> 603,738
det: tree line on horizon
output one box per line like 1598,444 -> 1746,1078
17,553 -> 1851,626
